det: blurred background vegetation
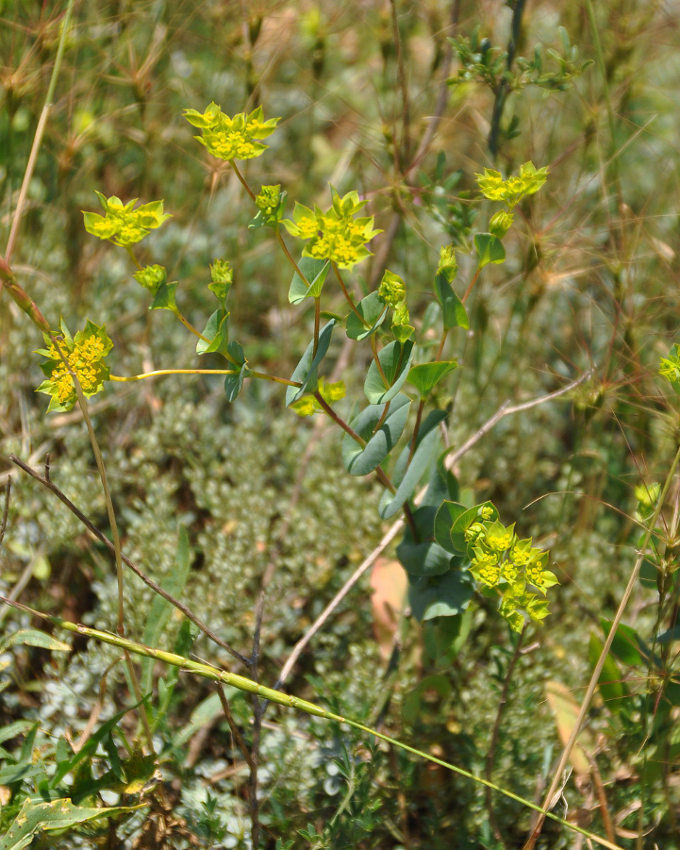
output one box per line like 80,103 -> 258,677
1,0 -> 679,847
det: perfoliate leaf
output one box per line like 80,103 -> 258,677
342,394 -> 411,475
364,340 -> 414,404
474,233 -> 506,268
285,321 -> 335,405
196,309 -> 230,358
407,360 -> 458,398
288,257 -> 330,304
433,272 -> 469,329
346,291 -> 387,340
150,281 -> 178,312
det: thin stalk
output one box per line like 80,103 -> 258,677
332,262 -> 366,325
5,0 -> 75,263
313,295 -> 321,356
111,369 -> 301,388
172,309 -> 210,342
229,160 -> 313,292
1,598 -> 626,850
523,441 -> 680,849
389,0 -> 411,168
485,626 -> 526,849
461,267 -> 481,304
313,391 -> 366,448
276,227 -> 312,288
229,159 -> 257,201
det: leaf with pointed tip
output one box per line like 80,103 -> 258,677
346,291 -> 387,340
196,309 -> 230,357
224,341 -> 248,401
342,394 -> 411,475
288,257 -> 330,304
433,272 -> 469,329
150,281 -> 177,312
474,233 -> 505,268
407,360 -> 458,398
286,321 -> 335,405
364,340 -> 414,404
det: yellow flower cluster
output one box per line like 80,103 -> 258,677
83,192 -> 171,247
465,514 -> 558,632
476,161 -> 548,209
283,188 -> 381,270
183,103 -> 280,161
36,321 -> 113,412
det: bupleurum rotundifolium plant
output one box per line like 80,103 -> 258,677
35,101 -> 556,632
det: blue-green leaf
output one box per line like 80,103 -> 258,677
196,308 -> 230,357
286,320 -> 335,405
224,341 -> 248,402
288,257 -> 330,304
407,360 -> 457,398
434,501 -> 467,553
474,233 -> 505,268
433,272 -> 469,329
149,280 -> 178,311
364,340 -> 414,404
409,570 -> 473,621
342,394 -> 410,475
346,291 -> 387,340
379,410 -> 446,519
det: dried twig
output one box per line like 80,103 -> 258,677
8,454 -> 249,667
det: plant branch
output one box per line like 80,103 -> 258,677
522,439 -> 680,849
4,0 -> 75,263
0,596 -> 626,850
8,454 -> 249,667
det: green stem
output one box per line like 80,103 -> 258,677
313,391 -> 366,448
172,308 -> 210,342
111,369 -> 301,388
229,159 -> 257,201
332,262 -> 366,325
276,227 -> 313,289
461,267 -> 481,304
1,599 -> 625,850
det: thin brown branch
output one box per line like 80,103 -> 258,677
8,454 -> 249,667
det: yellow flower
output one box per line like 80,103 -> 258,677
83,192 -> 170,247
282,188 -> 382,270
184,103 -> 280,161
36,321 -> 113,412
